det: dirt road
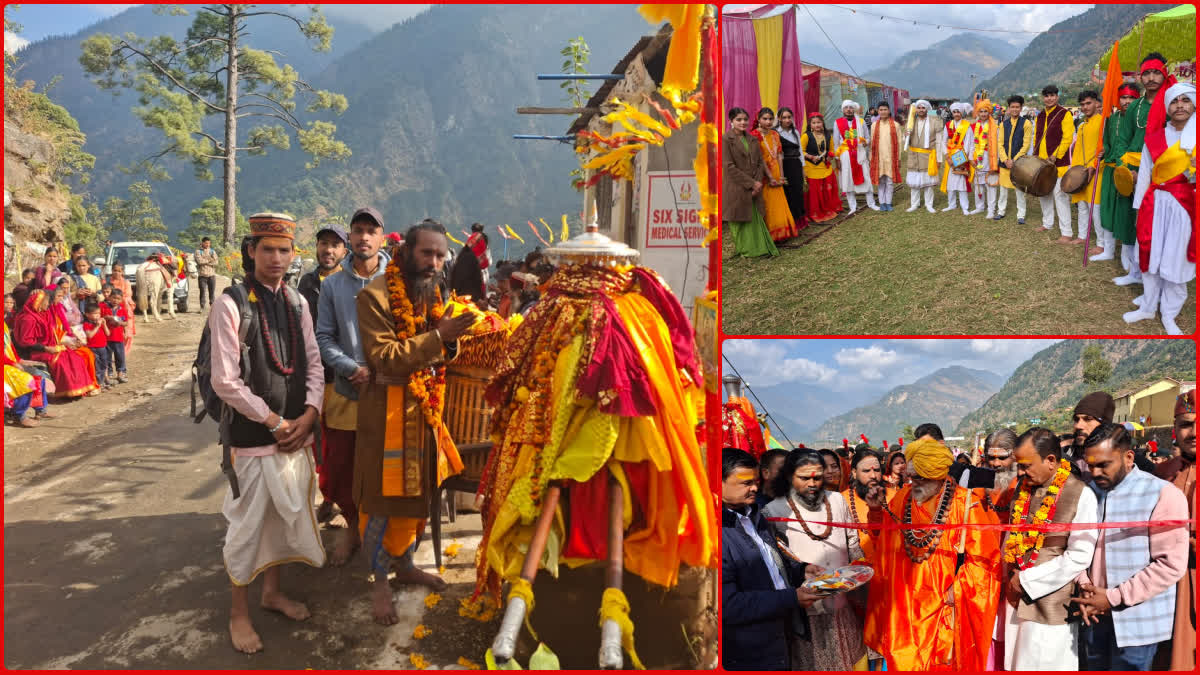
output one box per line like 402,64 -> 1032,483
3,277 -> 715,669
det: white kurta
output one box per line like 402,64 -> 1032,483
1132,115 -> 1197,285
1004,486 -> 1099,670
964,124 -> 994,186
222,449 -> 326,586
832,115 -> 873,192
905,117 -> 943,188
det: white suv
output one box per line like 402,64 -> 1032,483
94,241 -> 189,313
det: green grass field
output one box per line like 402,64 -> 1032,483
721,184 -> 1195,335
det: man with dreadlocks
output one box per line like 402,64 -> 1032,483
864,438 -> 1001,670
763,449 -> 867,670
352,218 -> 476,625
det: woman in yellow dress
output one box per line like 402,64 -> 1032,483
752,107 -> 799,241
801,113 -> 843,223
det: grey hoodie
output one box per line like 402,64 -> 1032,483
315,248 -> 390,401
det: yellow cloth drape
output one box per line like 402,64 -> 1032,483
753,14 -> 783,113
1071,114 -> 1105,204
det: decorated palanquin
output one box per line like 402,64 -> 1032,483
475,224 -> 717,669
721,375 -> 766,458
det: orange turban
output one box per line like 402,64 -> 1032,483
904,438 -> 953,480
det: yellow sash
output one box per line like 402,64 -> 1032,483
1151,142 -> 1193,185
911,147 -> 939,176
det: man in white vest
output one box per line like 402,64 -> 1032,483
831,100 -> 879,214
1071,422 -> 1189,670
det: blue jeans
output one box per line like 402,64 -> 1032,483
1081,613 -> 1160,671
107,341 -> 126,375
90,346 -> 110,386
7,378 -> 47,420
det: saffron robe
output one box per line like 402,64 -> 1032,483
864,483 -> 1001,671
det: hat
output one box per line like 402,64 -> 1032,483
315,224 -> 348,246
913,99 -> 931,111
904,437 -> 953,480
841,99 -> 861,113
248,212 -> 297,241
1074,391 -> 1115,423
385,232 -> 403,244
350,206 -> 385,230
975,99 -> 993,115
1175,390 -> 1196,418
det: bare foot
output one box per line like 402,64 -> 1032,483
261,591 -> 311,621
1055,235 -> 1073,244
371,580 -> 399,625
330,528 -> 360,567
230,614 -> 263,654
392,566 -> 449,591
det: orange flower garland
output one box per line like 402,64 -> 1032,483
1003,459 -> 1072,570
385,256 -> 447,431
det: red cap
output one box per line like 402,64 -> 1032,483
842,438 -> 849,448
883,440 -> 889,449
385,232 -> 403,244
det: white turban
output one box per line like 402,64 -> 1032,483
950,102 -> 970,116
841,99 -> 861,113
1165,81 -> 1196,107
914,99 -> 931,112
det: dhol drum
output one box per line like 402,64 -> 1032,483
1012,156 -> 1056,197
1113,164 -> 1136,196
1060,165 -> 1090,194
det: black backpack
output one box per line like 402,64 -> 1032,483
189,283 -> 320,499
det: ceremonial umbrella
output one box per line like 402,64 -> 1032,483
1097,5 -> 1196,73
1122,421 -> 1146,432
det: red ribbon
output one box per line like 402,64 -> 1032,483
766,517 -> 1194,532
1137,175 -> 1196,272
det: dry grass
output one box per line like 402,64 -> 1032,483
722,184 -> 1196,335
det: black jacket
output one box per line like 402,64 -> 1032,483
722,502 -> 809,670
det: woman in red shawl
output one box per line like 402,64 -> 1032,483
13,289 -> 99,398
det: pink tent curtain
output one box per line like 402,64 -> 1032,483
777,9 -> 804,119
722,15 -> 761,116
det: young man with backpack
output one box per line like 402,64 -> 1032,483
206,213 -> 326,654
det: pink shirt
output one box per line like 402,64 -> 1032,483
1079,481 -> 1190,608
208,282 -> 324,456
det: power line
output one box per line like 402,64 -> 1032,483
822,4 -> 1098,35
800,4 -> 862,80
722,353 -> 797,449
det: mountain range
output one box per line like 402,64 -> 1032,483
976,4 -> 1177,98
864,33 -> 1020,99
955,340 -> 1196,435
808,366 -> 1005,446
10,5 -> 656,255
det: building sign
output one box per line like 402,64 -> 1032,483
644,171 -> 705,248
692,295 -> 718,394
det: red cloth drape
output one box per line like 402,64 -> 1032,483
721,14 -> 761,115
778,9 -> 803,118
802,71 -> 821,126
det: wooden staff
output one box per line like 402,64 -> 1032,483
491,482 -> 563,664
599,474 -> 625,669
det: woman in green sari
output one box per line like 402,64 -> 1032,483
723,107 -> 779,258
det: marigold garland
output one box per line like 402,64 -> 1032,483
1003,459 -> 1072,570
385,256 -> 447,433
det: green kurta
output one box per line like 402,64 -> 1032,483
1100,96 -> 1152,244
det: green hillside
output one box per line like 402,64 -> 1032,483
955,340 -> 1196,435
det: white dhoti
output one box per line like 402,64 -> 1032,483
222,449 -> 325,586
972,171 -> 997,217
877,176 -> 895,205
1039,175 -> 1073,235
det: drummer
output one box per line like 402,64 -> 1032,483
763,450 -> 867,670
1033,85 -> 1077,243
1071,90 -> 1108,259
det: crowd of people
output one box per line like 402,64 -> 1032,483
723,389 -> 1195,672
4,244 -> 139,426
722,54 -> 1196,334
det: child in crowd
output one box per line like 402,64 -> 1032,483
108,264 -> 135,353
104,288 -> 129,384
82,300 -> 111,390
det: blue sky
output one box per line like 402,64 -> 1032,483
4,4 -> 429,52
724,338 -> 1061,396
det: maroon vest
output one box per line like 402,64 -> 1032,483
1034,106 -> 1070,168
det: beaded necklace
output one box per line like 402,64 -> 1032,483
787,492 -> 833,541
880,478 -> 955,563
248,280 -> 298,376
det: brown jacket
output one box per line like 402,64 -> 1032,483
352,274 -> 455,518
722,130 -> 766,223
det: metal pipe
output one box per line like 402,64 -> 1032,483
536,74 -> 625,80
512,135 -> 575,141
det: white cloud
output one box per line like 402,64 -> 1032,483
834,345 -> 902,382
4,30 -> 28,54
724,340 -> 839,387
